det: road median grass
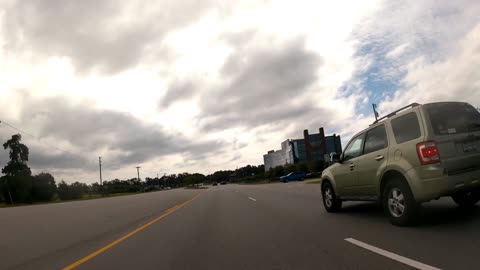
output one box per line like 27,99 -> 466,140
305,178 -> 322,184
238,180 -> 280,185
0,191 -> 151,208
184,186 -> 209,190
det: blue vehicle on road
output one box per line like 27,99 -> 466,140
280,171 -> 306,183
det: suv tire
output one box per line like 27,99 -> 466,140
322,181 -> 342,212
382,178 -> 418,226
452,191 -> 480,208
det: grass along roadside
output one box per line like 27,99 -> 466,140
305,178 -> 322,184
0,191 -> 149,208
239,178 -> 322,185
238,180 -> 280,185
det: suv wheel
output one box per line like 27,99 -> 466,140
452,191 -> 480,208
322,182 -> 342,212
383,179 -> 418,226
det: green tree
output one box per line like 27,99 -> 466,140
57,181 -> 69,200
285,164 -> 297,174
31,172 -> 57,202
89,182 -> 102,195
296,162 -> 309,172
273,166 -> 285,177
2,134 -> 31,177
58,181 -> 85,200
210,170 -> 232,183
1,134 -> 32,204
6,175 -> 32,203
308,160 -> 325,172
264,169 -> 272,179
184,173 -> 206,187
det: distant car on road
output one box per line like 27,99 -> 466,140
213,182 -> 218,186
143,186 -> 158,192
280,171 -> 306,183
220,181 -> 227,185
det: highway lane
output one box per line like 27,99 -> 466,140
0,189 -> 202,270
236,182 -> 480,270
2,181 -> 480,269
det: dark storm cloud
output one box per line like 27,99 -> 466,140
232,139 -> 248,150
1,0 -> 215,74
0,127 -> 94,172
159,80 -> 196,108
201,104 -> 315,131
4,95 -> 226,171
28,146 -> 96,171
0,131 -> 9,167
198,37 -> 324,131
228,153 -> 242,163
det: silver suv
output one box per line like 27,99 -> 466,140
321,102 -> 480,225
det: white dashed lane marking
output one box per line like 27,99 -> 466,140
345,238 -> 442,270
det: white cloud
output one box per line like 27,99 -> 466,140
386,43 -> 410,59
361,0 -> 480,112
1,0 -> 478,182
382,24 -> 480,109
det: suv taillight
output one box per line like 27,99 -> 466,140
416,141 -> 440,165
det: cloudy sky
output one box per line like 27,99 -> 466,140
0,0 -> 479,183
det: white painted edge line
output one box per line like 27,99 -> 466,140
248,197 -> 257,202
345,238 -> 442,270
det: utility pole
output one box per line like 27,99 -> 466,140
99,157 -> 103,185
157,172 -> 160,187
136,166 -> 141,181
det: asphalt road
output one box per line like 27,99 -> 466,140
1,181 -> 480,270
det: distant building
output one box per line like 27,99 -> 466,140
263,139 -> 295,172
263,128 -> 342,171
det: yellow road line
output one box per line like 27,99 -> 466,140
63,193 -> 200,270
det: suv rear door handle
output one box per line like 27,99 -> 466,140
349,163 -> 356,168
375,155 -> 384,161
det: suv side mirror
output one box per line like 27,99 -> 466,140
330,152 -> 341,163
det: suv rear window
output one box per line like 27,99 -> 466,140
391,112 -> 421,144
426,102 -> 480,135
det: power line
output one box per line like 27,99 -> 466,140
0,119 -> 75,154
0,120 -> 37,138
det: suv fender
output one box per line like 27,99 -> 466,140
321,175 -> 338,195
378,167 -> 416,201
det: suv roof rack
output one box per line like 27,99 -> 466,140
372,103 -> 420,125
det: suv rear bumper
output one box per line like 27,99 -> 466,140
406,165 -> 480,202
